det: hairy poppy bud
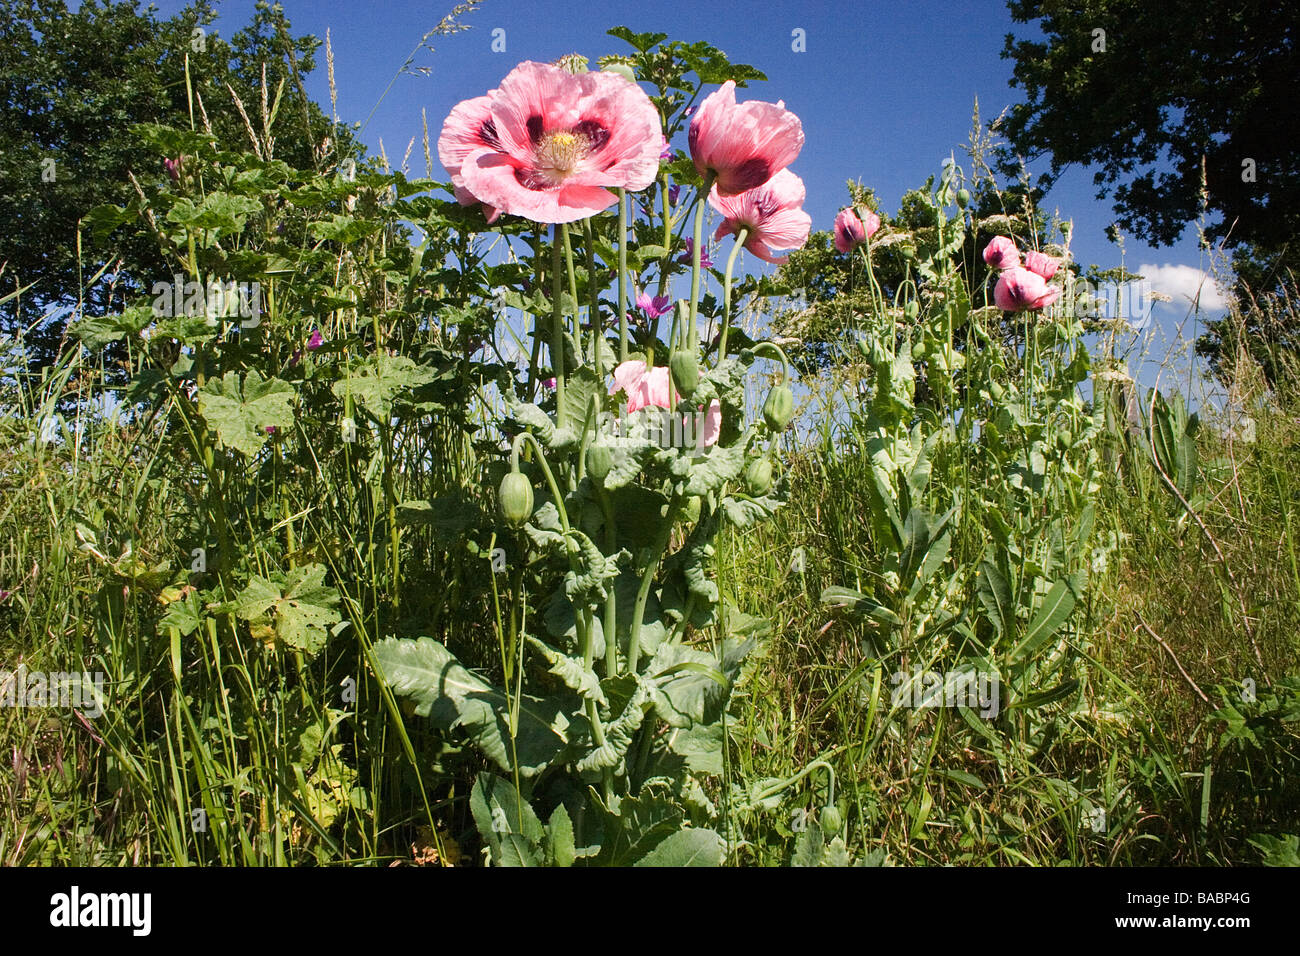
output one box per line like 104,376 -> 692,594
820,805 -> 843,835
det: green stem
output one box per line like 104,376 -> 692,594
689,171 -> 717,357
719,224 -> 749,363
627,497 -> 681,675
582,218 -> 602,382
617,190 -> 629,362
550,225 -> 566,427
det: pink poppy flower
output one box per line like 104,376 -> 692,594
1024,250 -> 1061,280
307,329 -> 324,350
994,267 -> 1060,312
709,169 -> 811,265
689,80 -> 804,196
437,94 -> 503,224
983,236 -> 1020,271
448,61 -> 664,224
833,207 -> 881,253
611,359 -> 670,413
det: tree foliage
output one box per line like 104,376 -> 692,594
0,0 -> 360,369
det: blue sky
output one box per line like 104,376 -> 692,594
141,0 -> 1227,382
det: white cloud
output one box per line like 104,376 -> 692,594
1137,263 -> 1230,311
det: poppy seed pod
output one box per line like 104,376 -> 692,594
745,458 -> 774,496
763,385 -> 794,432
586,444 -> 613,481
499,472 -> 534,527
669,350 -> 700,398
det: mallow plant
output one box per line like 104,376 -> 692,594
371,31 -> 811,866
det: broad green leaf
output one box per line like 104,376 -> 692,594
633,827 -> 724,867
75,306 -> 152,350
591,792 -> 682,866
526,635 -> 607,707
197,370 -> 295,457
1009,579 -> 1076,664
547,803 -> 576,868
332,354 -> 435,419
470,774 -> 543,867
576,680 -> 652,773
372,636 -> 576,776
976,559 -> 1014,640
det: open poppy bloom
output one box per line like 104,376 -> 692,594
983,236 -> 1020,271
442,61 -> 664,224
709,169 -> 811,264
609,360 -> 720,447
1024,250 -> 1061,280
833,206 -> 881,253
689,80 -> 804,196
994,266 -> 1061,312
437,94 -> 503,223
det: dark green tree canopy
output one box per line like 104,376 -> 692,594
0,0 -> 360,367
999,1 -> 1300,258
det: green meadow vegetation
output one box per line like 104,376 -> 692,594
1,10 -> 1296,867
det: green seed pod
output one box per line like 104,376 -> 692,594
820,805 -> 843,836
956,188 -> 971,209
763,385 -> 794,432
669,349 -> 699,398
744,458 -> 773,496
681,495 -> 702,524
499,472 -> 534,528
586,443 -> 613,481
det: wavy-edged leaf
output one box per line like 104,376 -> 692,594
372,636 -> 576,776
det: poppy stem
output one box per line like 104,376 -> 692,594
617,189 -> 629,362
689,171 -> 717,361
719,225 -> 749,363
550,224 -> 566,426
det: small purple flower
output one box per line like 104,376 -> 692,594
668,183 -> 681,206
307,329 -> 324,350
678,239 -> 714,269
164,156 -> 182,182
659,138 -> 674,161
0,590 -> 11,602
636,292 -> 673,320
683,106 -> 696,118
288,348 -> 303,367
265,426 -> 277,435
542,377 -> 557,389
